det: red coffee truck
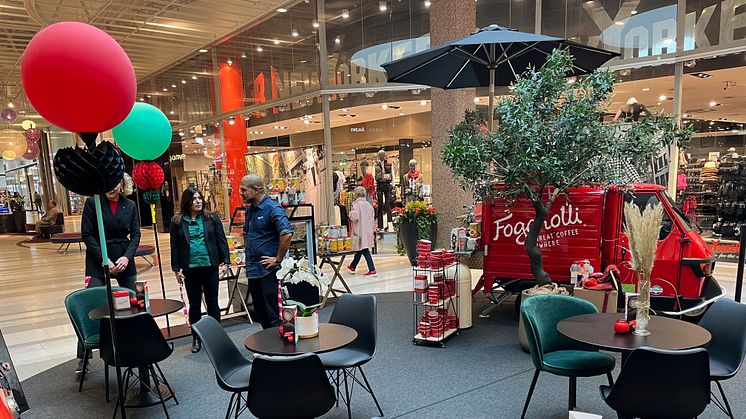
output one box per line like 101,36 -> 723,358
477,183 -> 725,317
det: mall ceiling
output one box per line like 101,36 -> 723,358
0,0 -> 290,114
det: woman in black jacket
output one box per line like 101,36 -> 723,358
81,181 -> 141,290
170,187 -> 230,353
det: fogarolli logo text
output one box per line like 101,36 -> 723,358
493,204 -> 583,245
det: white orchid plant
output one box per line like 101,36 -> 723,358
276,257 -> 330,317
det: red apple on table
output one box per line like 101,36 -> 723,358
614,319 -> 631,334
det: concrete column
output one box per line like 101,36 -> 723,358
430,1 -> 476,248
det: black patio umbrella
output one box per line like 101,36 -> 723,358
381,24 -> 620,131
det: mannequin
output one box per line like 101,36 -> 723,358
360,160 -> 376,203
403,158 -> 423,203
374,149 -> 394,230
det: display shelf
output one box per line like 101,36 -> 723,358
412,263 -> 458,273
413,328 -> 458,343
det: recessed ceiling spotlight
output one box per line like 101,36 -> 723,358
334,36 -> 340,44
199,49 -> 208,53
342,9 -> 349,18
163,88 -> 168,91
181,80 -> 187,84
179,131 -> 185,137
227,58 -> 233,65
341,108 -> 348,112
312,21 -> 320,28
272,38 -> 280,45
241,52 -> 247,58
658,95 -> 667,101
228,117 -> 236,125
139,97 -> 145,102
419,100 -> 427,106
631,10 -> 637,14
709,100 -> 718,107
256,46 -> 263,52
192,75 -> 198,80
291,28 -> 299,37
424,0 -> 431,6
169,110 -> 175,115
379,2 -> 387,11
474,97 -> 480,103
642,87 -> 650,92
277,7 -> 287,13
381,104 -> 388,109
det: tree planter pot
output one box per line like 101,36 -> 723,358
399,221 -> 437,266
296,312 -> 319,339
12,211 -> 25,233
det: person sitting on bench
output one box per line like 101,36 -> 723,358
35,200 -> 61,238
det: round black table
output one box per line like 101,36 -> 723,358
88,298 -> 183,320
89,298 -> 183,408
244,323 -> 357,356
557,313 -> 711,364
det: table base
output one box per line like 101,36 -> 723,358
160,323 -> 191,341
125,384 -> 172,408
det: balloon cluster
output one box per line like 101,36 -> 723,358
21,22 -> 172,195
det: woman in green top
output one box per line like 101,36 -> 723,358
170,187 -> 230,353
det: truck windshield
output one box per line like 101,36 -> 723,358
662,191 -> 694,232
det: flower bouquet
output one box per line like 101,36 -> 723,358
276,257 -> 330,338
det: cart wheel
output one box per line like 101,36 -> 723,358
412,339 -> 418,345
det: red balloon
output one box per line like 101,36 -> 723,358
132,161 -> 164,191
21,22 -> 136,133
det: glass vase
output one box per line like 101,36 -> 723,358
634,272 -> 651,336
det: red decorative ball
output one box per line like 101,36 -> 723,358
614,319 -> 631,334
21,22 -> 136,133
22,141 -> 40,160
132,161 -> 164,191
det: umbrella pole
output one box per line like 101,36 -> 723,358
488,68 -> 495,133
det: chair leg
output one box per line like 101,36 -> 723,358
149,365 -> 170,419
343,369 -> 352,419
568,376 -> 577,411
606,372 -> 614,386
104,363 -> 109,403
78,350 -> 90,392
224,392 -> 237,419
334,370 -> 340,407
357,366 -> 384,417
521,369 -> 540,419
234,391 -> 240,419
715,381 -> 734,418
154,363 -> 178,405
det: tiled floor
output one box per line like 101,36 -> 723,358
1,217 -> 740,382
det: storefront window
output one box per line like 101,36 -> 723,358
477,0 -> 536,32
324,0 -> 430,86
685,0 -> 746,53
543,0 -> 678,62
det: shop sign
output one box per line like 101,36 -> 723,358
589,0 -> 746,59
704,238 -> 740,262
170,154 -> 186,162
350,127 -> 365,133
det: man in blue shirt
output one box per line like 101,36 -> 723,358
241,174 -> 293,328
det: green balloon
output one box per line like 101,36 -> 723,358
112,102 -> 171,161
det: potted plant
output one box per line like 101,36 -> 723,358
8,194 -> 26,233
442,48 -> 691,289
277,257 -> 330,338
393,200 -> 438,265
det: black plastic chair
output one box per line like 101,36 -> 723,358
100,312 -> 178,418
246,353 -> 335,419
600,347 -> 710,419
317,294 -> 383,419
697,298 -> 746,418
192,316 -> 253,419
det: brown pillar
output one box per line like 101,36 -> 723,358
430,1 -> 476,249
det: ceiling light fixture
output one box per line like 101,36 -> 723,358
227,58 -> 233,65
419,100 -> 427,106
228,117 -> 236,125
424,0 -> 431,6
341,108 -> 348,112
642,87 -> 650,92
312,21 -> 320,28
181,79 -> 187,84
171,84 -> 177,88
658,95 -> 667,101
379,2 -> 387,11
169,111 -> 175,115
192,75 -> 198,80
342,9 -> 349,18
335,36 -> 340,44
163,88 -> 168,91
291,28 -> 299,37
256,46 -> 263,52
709,100 -> 718,107
381,104 -> 388,109
241,52 -> 247,58
7,102 -> 14,109
139,98 -> 145,102
473,97 -> 480,103
273,38 -> 280,45
199,49 -> 208,53
277,7 -> 287,13
631,10 -> 637,14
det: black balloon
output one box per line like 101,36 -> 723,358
53,141 -> 124,196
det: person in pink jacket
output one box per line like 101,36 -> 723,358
347,186 -> 377,277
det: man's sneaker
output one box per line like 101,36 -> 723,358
346,265 -> 356,274
364,271 -> 377,277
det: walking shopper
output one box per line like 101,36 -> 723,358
347,186 -> 377,277
170,187 -> 230,353
240,174 -> 293,329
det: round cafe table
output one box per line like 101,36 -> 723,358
89,298 -> 184,408
557,313 -> 711,364
244,323 -> 357,356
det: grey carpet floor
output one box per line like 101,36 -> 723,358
19,292 -> 746,418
